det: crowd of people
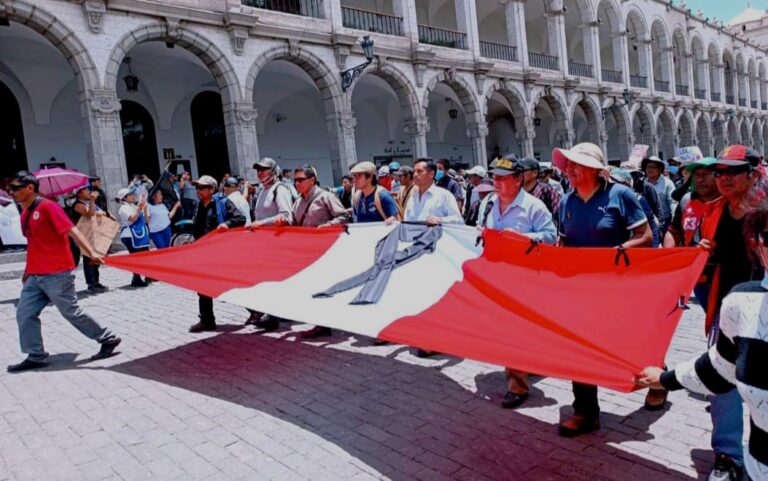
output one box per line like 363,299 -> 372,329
5,140 -> 768,481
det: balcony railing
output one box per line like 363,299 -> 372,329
630,74 -> 647,89
241,0 -> 323,18
726,95 -> 735,104
655,80 -> 670,92
695,88 -> 706,100
529,52 -> 559,71
751,100 -> 758,109
676,84 -> 689,96
479,41 -> 517,62
739,98 -> 746,107
763,102 -> 767,110
568,60 -> 594,78
601,69 -> 622,83
418,25 -> 467,49
711,92 -> 721,102
341,7 -> 403,36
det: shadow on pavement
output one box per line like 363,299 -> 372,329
109,331 -> 697,480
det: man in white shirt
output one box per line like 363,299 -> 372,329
222,177 -> 252,226
403,158 -> 463,225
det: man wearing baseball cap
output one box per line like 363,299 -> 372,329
642,156 -> 677,236
462,165 -> 486,223
554,142 -> 653,437
349,161 -> 400,223
519,157 -> 561,224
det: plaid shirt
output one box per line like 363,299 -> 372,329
527,181 -> 560,222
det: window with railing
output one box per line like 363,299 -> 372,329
654,80 -> 670,92
675,85 -> 689,96
711,92 -> 721,102
529,52 -> 559,71
341,7 -> 403,36
568,60 -> 593,78
726,94 -> 734,104
630,74 -> 647,89
763,102 -> 767,110
418,25 -> 467,49
694,89 -> 706,100
479,41 -> 517,62
739,98 -> 746,107
601,69 -> 622,83
751,100 -> 757,109
241,0 -> 323,18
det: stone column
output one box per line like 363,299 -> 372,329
665,47 -> 676,96
618,31 -> 631,88
404,116 -> 430,159
82,89 -> 128,201
685,52 -> 695,97
223,102 -> 259,182
326,110 -> 358,184
587,24 -> 602,82
558,128 -> 575,149
599,130 -> 609,159
643,39 -> 655,93
651,134 -> 659,157
518,124 -> 535,158
466,121 -> 489,167
701,59 -> 711,101
456,0 -> 480,56
323,0 -> 343,29
544,4 -> 568,73
395,0 -> 420,45
504,0 -> 528,67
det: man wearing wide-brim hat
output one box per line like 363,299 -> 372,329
553,142 -> 655,437
641,156 -> 677,236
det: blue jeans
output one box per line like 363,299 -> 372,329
16,271 -> 115,362
150,226 -> 172,249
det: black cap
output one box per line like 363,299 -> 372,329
519,157 -> 540,171
223,177 -> 239,187
490,154 -> 524,177
88,175 -> 101,182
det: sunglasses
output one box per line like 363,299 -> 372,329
293,177 -> 311,183
194,185 -> 213,191
7,183 -> 27,192
714,166 -> 750,178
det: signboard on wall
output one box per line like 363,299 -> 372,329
163,148 -> 176,160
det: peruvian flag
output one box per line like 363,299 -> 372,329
106,223 -> 708,392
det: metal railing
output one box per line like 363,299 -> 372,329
763,102 -> 767,110
601,69 -> 623,83
694,88 -> 706,99
479,41 -> 517,62
711,92 -> 721,102
630,74 -> 647,88
529,52 -> 559,71
341,7 -> 403,36
654,79 -> 670,92
241,0 -> 323,18
675,84 -> 689,96
726,94 -> 734,104
752,100 -> 758,109
568,60 -> 594,78
739,98 -> 747,107
418,24 -> 467,49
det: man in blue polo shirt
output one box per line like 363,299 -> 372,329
554,142 -> 653,437
350,161 -> 400,223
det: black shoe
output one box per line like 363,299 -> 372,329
87,284 -> 108,294
414,348 -> 435,358
7,359 -> 48,373
254,315 -> 279,332
244,312 -> 263,326
300,326 -> 332,339
708,454 -> 744,481
189,322 -> 216,333
373,339 -> 390,346
130,278 -> 148,288
91,337 -> 122,361
558,414 -> 600,437
500,391 -> 529,409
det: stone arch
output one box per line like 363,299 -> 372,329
530,89 -> 569,127
630,103 -> 655,146
483,80 -> 529,121
625,6 -> 648,37
655,107 -> 676,159
601,97 -> 631,161
650,17 -> 672,86
740,118 -> 752,147
712,113 -> 727,155
483,80 -> 528,159
695,112 -> 712,156
676,109 -> 695,147
572,95 -> 602,145
106,23 -> 241,105
752,118 -> 762,152
421,70 -> 484,126
727,118 -> 739,144
246,45 -> 344,116
4,0 -> 100,94
347,63 -> 420,123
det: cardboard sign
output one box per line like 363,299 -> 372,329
675,146 -> 704,164
76,215 -> 120,256
624,144 -> 649,170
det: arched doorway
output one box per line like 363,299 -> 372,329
696,115 -> 712,157
485,89 -> 525,160
656,109 -> 675,159
532,93 -> 568,162
191,91 -> 231,181
0,81 -> 27,183
119,100 -> 160,181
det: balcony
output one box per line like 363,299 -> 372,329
675,84 -> 689,96
752,100 -> 758,109
726,95 -> 734,104
654,80 -> 670,92
341,7 -> 403,36
479,41 -> 517,62
601,68 -> 622,84
529,52 -> 559,71
418,25 -> 467,49
711,92 -> 721,102
694,88 -> 706,100
568,60 -> 594,79
630,74 -> 647,89
739,98 -> 746,107
763,102 -> 767,110
242,0 -> 323,18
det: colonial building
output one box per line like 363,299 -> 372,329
2,0 -> 768,195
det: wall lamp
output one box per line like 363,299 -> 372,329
341,36 -> 374,92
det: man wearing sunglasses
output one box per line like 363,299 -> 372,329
697,145 -> 767,481
6,171 -> 121,373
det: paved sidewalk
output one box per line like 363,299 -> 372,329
0,266 -> 729,480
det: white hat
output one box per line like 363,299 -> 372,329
116,188 -> 132,201
552,142 -> 606,171
350,161 -> 377,175
192,175 -> 218,189
465,165 -> 487,178
378,165 -> 391,177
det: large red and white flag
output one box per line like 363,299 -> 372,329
106,223 -> 708,392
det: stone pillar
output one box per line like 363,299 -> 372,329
505,0 -> 528,67
326,110 -> 358,184
599,130 -> 609,159
701,59 -> 711,100
323,0 -> 343,29
618,32 -> 631,88
559,128 -> 575,149
519,124 -> 535,158
395,0 -> 420,45
587,24 -> 602,82
404,116 -> 430,159
223,102 -> 259,182
82,89 -> 128,201
456,0 -> 480,56
466,121 -> 489,167
544,5 -> 568,73
626,131 -> 636,158
651,134 -> 659,157
685,53 -> 695,97
665,47 -> 676,96
643,39 -> 655,93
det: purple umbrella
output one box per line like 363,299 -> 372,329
33,167 -> 89,197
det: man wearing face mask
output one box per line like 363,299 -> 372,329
435,159 -> 464,212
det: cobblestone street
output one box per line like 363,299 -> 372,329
0,266 -> 725,480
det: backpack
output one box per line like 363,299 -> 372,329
352,186 -> 402,222
272,182 -> 297,205
212,192 -> 229,225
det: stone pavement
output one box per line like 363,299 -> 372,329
0,266 -> 733,480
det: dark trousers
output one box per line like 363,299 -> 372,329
198,294 -> 215,327
121,238 -> 149,283
82,258 -> 100,287
572,382 -> 599,418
